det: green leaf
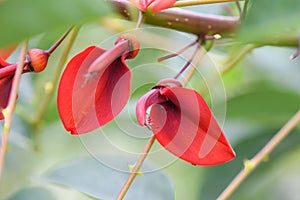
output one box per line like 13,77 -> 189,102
6,187 -> 55,200
226,89 -> 300,125
0,0 -> 111,47
43,157 -> 174,200
239,0 -> 300,45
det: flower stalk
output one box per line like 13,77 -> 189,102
0,41 -> 28,179
116,135 -> 156,200
217,110 -> 300,200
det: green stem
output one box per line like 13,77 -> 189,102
116,135 -> 156,200
0,41 -> 28,180
217,110 -> 300,200
221,44 -> 257,75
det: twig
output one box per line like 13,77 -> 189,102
157,38 -> 199,62
45,27 -> 73,55
217,110 -> 300,200
175,37 -> 203,79
0,41 -> 28,179
116,135 -> 156,200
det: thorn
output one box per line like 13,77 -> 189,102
128,163 -> 144,176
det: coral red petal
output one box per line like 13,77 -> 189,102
58,46 -> 131,134
136,89 -> 167,126
0,57 -> 10,68
150,0 -> 176,12
150,87 -> 235,165
128,0 -> 156,11
0,76 -> 13,120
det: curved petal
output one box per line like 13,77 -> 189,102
136,89 -> 167,126
0,76 -> 13,120
150,87 -> 235,165
150,0 -> 176,12
0,57 -> 10,68
58,46 -> 131,134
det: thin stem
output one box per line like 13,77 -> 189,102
241,0 -> 249,21
221,44 -> 256,75
217,110 -> 300,200
235,2 -> 242,16
174,0 -> 242,7
158,38 -> 199,62
182,46 -> 207,86
174,37 -> 203,79
135,11 -> 145,29
45,27 -> 73,55
116,135 -> 156,200
0,41 -> 28,180
31,26 -> 80,125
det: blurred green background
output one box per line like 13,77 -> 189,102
0,0 -> 300,199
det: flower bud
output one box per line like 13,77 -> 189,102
27,48 -> 49,72
115,34 -> 140,59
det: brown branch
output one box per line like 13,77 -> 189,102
111,0 -> 239,35
110,0 -> 298,47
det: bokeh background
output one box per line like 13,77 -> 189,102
0,0 -> 300,199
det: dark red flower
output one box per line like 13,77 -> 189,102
57,34 -> 140,134
0,58 -> 14,120
0,48 -> 49,120
136,78 -> 235,165
129,0 -> 176,12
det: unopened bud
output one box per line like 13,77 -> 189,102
115,34 -> 140,59
27,48 -> 49,72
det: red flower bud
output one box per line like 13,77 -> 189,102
115,34 -> 140,59
27,48 -> 49,72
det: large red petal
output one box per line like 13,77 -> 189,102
0,76 -> 13,120
135,89 -> 167,126
149,87 -> 235,165
58,46 -> 131,134
150,0 -> 176,12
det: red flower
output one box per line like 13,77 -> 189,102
0,48 -> 49,120
129,0 -> 176,12
136,78 -> 235,165
0,58 -> 14,120
57,34 -> 140,134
